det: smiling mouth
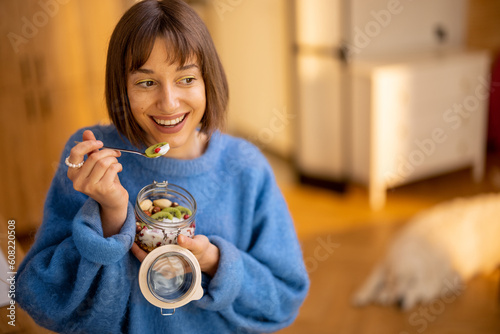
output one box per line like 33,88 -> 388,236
152,114 -> 187,127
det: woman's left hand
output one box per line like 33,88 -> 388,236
131,234 -> 220,277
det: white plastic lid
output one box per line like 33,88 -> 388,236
138,245 -> 203,314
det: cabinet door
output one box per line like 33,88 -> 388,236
348,0 -> 468,59
372,52 -> 490,188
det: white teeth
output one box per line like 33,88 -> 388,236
153,115 -> 185,126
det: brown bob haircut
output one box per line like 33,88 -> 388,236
105,0 -> 229,147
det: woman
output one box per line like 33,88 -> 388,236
16,1 -> 309,333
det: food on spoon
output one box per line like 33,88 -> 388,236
145,142 -> 170,158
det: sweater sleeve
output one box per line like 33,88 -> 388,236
194,161 -> 310,333
15,132 -> 137,334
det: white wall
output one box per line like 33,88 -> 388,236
203,0 -> 294,157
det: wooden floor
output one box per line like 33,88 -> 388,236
280,225 -> 500,334
3,153 -> 500,333
273,152 -> 500,334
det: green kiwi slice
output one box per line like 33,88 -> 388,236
176,206 -> 192,216
151,211 -> 174,220
145,142 -> 169,158
161,207 -> 182,219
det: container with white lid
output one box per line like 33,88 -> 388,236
135,181 -> 203,315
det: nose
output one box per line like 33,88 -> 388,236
157,83 -> 180,113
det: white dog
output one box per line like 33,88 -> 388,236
353,192 -> 500,310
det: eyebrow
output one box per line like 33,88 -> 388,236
132,68 -> 154,75
177,64 -> 199,71
131,64 -> 199,75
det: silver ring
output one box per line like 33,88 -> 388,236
65,156 -> 84,169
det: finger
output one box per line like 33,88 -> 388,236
131,242 -> 147,262
80,150 -> 121,177
83,129 -> 96,141
82,130 -> 100,155
99,162 -> 123,187
177,234 -> 208,255
70,152 -> 120,196
80,130 -> 100,156
85,156 -> 120,185
177,234 -> 193,249
67,140 -> 103,174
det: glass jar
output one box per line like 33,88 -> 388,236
135,181 -> 197,252
134,181 -> 203,315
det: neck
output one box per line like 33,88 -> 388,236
165,131 -> 208,160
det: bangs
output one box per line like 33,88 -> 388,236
126,17 -> 202,72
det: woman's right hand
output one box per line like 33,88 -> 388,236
67,130 -> 129,237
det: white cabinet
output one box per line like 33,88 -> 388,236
350,50 -> 491,209
292,0 -> 470,189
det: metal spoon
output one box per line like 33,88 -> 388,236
74,141 -> 169,158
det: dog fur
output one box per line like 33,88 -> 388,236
352,192 -> 500,310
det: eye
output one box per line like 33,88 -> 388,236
136,80 -> 156,88
177,76 -> 196,85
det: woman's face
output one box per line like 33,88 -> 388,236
127,38 -> 206,159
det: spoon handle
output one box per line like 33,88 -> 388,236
73,141 -> 147,157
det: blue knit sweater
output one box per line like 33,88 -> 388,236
16,125 -> 309,334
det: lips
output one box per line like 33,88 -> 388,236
150,113 -> 189,134
152,114 -> 186,126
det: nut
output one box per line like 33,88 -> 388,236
139,199 -> 153,211
153,198 -> 172,209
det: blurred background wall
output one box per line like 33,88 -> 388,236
0,0 -> 499,235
